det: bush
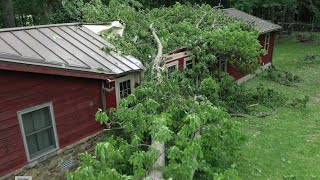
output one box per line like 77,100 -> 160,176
260,67 -> 302,86
301,54 -> 320,64
294,32 -> 320,43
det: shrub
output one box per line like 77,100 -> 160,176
260,67 -> 302,86
302,54 -> 320,64
294,32 -> 320,43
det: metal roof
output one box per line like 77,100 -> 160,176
0,23 -> 143,78
223,8 -> 282,34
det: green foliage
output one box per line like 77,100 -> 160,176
213,165 -> 241,180
95,109 -> 109,124
287,94 -> 309,108
294,32 -> 320,43
64,0 -> 262,74
260,67 -> 302,86
218,74 -> 286,113
69,72 -> 246,179
301,53 -> 320,64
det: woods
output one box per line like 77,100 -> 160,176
0,0 -> 319,29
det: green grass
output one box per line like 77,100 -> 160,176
236,36 -> 320,179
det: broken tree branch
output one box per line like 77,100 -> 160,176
196,12 -> 207,28
150,23 -> 163,78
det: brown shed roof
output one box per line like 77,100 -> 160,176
0,23 -> 143,79
223,8 -> 282,34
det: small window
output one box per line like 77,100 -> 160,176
264,33 -> 270,54
116,75 -> 136,106
218,58 -> 227,72
185,59 -> 194,69
166,61 -> 179,74
119,79 -> 132,99
18,102 -> 59,161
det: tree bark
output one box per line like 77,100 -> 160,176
280,5 -> 287,37
1,0 -> 16,28
148,24 -> 165,180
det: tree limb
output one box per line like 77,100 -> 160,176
190,95 -> 201,179
196,12 -> 207,28
149,23 -> 163,78
230,109 -> 278,118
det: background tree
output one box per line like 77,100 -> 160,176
1,0 -> 15,27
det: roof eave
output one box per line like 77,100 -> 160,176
0,60 -> 117,80
259,27 -> 282,34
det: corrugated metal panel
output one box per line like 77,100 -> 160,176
0,23 -> 143,76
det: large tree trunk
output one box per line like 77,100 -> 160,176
280,5 -> 287,37
1,0 -> 16,28
148,24 -> 165,180
46,0 -> 54,14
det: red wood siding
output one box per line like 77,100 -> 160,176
0,70 -> 104,177
259,32 -> 276,66
165,58 -> 186,70
227,32 -> 276,80
106,81 -> 117,108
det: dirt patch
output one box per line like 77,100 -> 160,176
307,133 -> 320,141
312,91 -> 320,102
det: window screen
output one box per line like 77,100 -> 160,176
167,64 -> 177,74
264,33 -> 270,53
185,59 -> 194,69
20,104 -> 57,160
119,80 -> 132,99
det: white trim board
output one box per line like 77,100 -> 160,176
115,74 -> 136,106
236,63 -> 272,84
164,51 -> 191,62
183,57 -> 195,69
17,102 -> 60,162
165,60 -> 179,70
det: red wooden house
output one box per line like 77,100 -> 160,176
0,22 -> 143,177
164,8 -> 282,83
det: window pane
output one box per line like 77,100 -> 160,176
26,134 -> 39,155
168,65 -> 176,74
186,60 -> 193,69
36,128 -> 55,151
127,80 -> 131,89
22,113 -> 34,134
32,107 -> 52,130
119,80 -> 132,99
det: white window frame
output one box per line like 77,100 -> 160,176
115,74 -> 135,106
165,60 -> 179,73
17,102 -> 59,162
264,33 -> 270,55
183,57 -> 195,69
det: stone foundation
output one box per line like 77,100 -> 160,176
1,130 -> 107,180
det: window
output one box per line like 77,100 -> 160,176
119,79 -> 132,99
116,75 -> 135,106
166,61 -> 179,74
18,102 -> 59,161
264,33 -> 270,54
184,58 -> 194,69
218,58 -> 227,72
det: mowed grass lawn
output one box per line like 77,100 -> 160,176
236,36 -> 320,179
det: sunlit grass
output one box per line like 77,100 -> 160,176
236,36 -> 320,179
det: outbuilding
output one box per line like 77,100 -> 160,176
224,8 -> 282,83
0,22 -> 143,177
163,8 -> 282,83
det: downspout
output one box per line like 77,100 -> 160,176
101,79 -> 115,112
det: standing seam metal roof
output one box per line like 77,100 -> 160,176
0,23 -> 143,76
223,8 -> 282,34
